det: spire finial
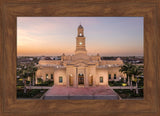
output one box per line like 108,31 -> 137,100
78,23 -> 83,29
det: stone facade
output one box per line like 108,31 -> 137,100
35,25 -> 126,87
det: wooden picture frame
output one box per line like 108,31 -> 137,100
0,0 -> 160,116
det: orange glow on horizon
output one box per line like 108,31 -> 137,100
17,17 -> 143,56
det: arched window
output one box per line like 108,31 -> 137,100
79,73 -> 84,76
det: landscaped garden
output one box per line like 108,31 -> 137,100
17,89 -> 48,98
35,79 -> 54,86
114,89 -> 143,99
111,63 -> 144,99
109,77 -> 143,88
17,78 -> 54,88
109,79 -> 126,86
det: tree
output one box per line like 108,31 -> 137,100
131,65 -> 143,94
119,63 -> 133,86
37,78 -> 43,84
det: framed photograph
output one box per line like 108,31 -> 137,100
16,17 -> 144,100
0,0 -> 160,116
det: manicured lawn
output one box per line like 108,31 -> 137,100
17,79 -> 54,87
109,81 -> 127,86
114,89 -> 143,99
35,80 -> 54,86
16,85 -> 24,89
109,78 -> 144,88
17,89 -> 48,98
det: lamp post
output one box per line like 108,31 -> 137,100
23,79 -> 27,93
32,73 -> 35,86
29,77 -> 31,90
136,76 -> 139,94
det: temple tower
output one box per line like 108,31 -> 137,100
75,25 -> 87,55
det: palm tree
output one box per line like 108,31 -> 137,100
119,63 -> 133,86
131,65 -> 143,94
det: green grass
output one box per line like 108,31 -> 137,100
114,89 -> 143,99
16,86 -> 24,89
35,80 -> 54,86
17,89 -> 48,98
109,81 -> 126,86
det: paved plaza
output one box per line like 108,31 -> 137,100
43,86 -> 120,100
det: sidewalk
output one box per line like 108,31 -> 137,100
26,86 -> 52,89
43,86 -> 120,100
110,86 -> 137,89
26,86 -> 139,90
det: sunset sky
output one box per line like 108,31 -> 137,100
17,17 -> 143,56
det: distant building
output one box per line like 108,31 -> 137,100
35,25 -> 126,87
29,58 -> 33,61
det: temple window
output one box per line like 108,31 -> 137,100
59,76 -> 63,83
51,74 -> 53,79
46,74 -> 48,79
79,33 -> 82,36
114,74 -> 116,79
100,77 -> 103,83
109,74 -> 111,79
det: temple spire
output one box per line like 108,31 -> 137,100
75,25 -> 87,55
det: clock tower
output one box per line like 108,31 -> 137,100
75,25 -> 87,55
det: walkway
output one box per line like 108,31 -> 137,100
26,86 -> 138,90
43,85 -> 120,100
110,86 -> 137,89
26,86 -> 52,89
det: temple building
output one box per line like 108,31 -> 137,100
35,25 -> 126,87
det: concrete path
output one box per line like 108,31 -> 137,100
26,86 -> 52,89
110,86 -> 137,89
26,86 -> 138,90
43,86 -> 120,100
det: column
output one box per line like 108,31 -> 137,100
35,77 -> 38,84
67,75 -> 69,87
84,67 -> 88,87
93,67 -> 96,86
66,67 -> 69,87
93,75 -> 96,86
74,67 -> 78,88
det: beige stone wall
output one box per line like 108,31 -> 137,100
36,54 -> 126,86
107,67 -> 126,81
36,65 -> 126,85
54,68 -> 66,86
90,55 -> 101,61
72,54 -> 89,61
35,68 -> 55,83
39,60 -> 62,65
66,66 -> 77,87
87,66 -> 97,86
100,59 -> 123,65
35,67 -> 67,85
75,36 -> 87,55
96,68 -> 108,86
61,55 -> 72,61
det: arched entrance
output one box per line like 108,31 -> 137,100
69,75 -> 73,86
89,76 -> 93,86
78,73 -> 84,85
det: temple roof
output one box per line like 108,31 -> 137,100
78,24 -> 83,29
